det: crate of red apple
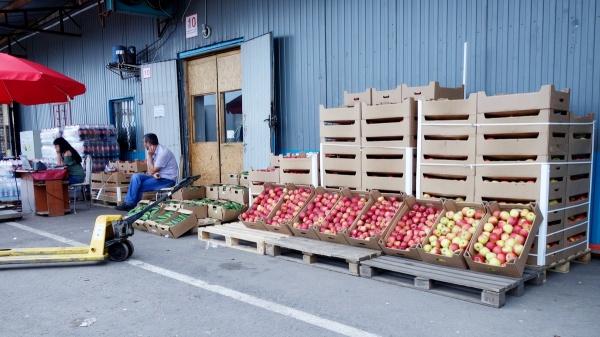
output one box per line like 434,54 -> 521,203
345,191 -> 404,250
262,185 -> 315,235
315,189 -> 371,244
417,200 -> 487,269
465,202 -> 541,277
290,187 -> 341,240
239,184 -> 285,230
379,197 -> 443,260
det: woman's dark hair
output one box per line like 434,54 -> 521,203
144,133 -> 159,145
53,137 -> 82,164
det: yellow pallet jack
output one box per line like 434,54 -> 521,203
0,175 -> 200,265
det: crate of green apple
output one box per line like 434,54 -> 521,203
314,188 -> 371,244
379,197 -> 443,260
417,200 -> 487,269
465,202 -> 541,277
289,187 -> 342,240
262,184 -> 315,235
239,184 -> 285,231
344,191 -> 405,250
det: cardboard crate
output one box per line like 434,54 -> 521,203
372,86 -> 402,105
249,168 -> 280,184
314,189 -> 371,244
262,185 -> 315,235
546,209 -> 566,235
564,203 -> 588,229
465,202 -> 542,277
206,185 -> 220,199
378,197 -> 444,260
474,164 -> 566,210
562,223 -> 588,256
171,186 -> 206,201
476,124 -> 568,160
219,185 -> 249,205
568,114 -> 594,162
91,172 -> 132,185
477,109 -> 569,124
401,81 -> 464,101
343,88 -> 372,107
93,186 -> 127,202
319,105 -> 361,145
279,154 -> 319,186
249,182 -> 265,195
117,160 -> 147,173
476,85 -> 570,114
344,191 -> 405,250
145,207 -> 198,238
420,125 -> 476,165
240,172 -> 249,187
179,201 -> 208,219
361,99 -> 416,147
240,183 -> 285,231
417,200 -> 488,269
321,144 -> 361,189
420,94 -> 477,124
361,147 -> 411,193
288,187 -> 342,240
419,165 -> 475,202
566,163 -> 591,205
270,154 -> 281,168
527,230 -> 564,266
225,173 -> 240,185
208,204 -> 242,222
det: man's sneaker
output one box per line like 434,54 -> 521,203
115,203 -> 133,212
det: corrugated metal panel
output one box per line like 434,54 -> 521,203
140,60 -> 182,165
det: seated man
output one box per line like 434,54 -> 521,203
116,133 -> 178,211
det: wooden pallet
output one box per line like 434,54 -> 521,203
547,249 -> 591,274
360,256 -> 544,308
198,222 -> 288,254
92,199 -> 123,207
264,236 -> 381,276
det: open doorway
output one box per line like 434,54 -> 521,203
109,97 -> 143,160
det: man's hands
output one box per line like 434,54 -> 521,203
152,172 -> 160,179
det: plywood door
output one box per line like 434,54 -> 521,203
217,51 -> 243,182
187,56 -> 220,186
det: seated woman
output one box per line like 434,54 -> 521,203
53,137 -> 85,184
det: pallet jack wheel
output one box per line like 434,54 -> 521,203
123,239 -> 134,258
108,242 -> 130,262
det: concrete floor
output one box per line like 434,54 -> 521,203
0,206 -> 599,337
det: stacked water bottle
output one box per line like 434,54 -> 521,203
0,159 -> 20,202
41,127 -> 62,165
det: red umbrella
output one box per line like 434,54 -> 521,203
0,52 -> 86,105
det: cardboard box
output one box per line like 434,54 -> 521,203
208,204 -> 242,222
219,185 -> 249,205
314,189 -> 371,244
206,185 -> 220,199
546,209 -> 565,235
563,222 -> 587,248
465,202 -> 542,277
378,197 -> 444,260
476,124 -> 568,159
249,168 -> 280,184
249,182 -> 265,195
418,200 -> 488,269
239,183 -> 284,231
319,105 -> 361,145
171,186 -> 206,201
288,187 -> 341,240
527,230 -> 564,266
372,86 -> 402,105
420,125 -> 476,164
419,165 -> 475,202
180,201 -> 208,219
239,172 -> 249,187
477,109 -> 569,124
361,100 -> 416,147
321,144 -> 361,189
476,85 -> 570,113
117,160 -> 148,173
566,163 -> 591,205
401,81 -> 464,101
262,185 -> 315,235
343,191 -> 405,250
343,88 -> 372,107
270,154 -> 281,168
564,203 -> 588,229
145,207 -> 198,238
474,164 -> 566,209
361,147 -> 409,193
279,154 -> 319,186
225,173 -> 240,185
568,116 -> 593,161
91,172 -> 132,185
420,94 -> 477,124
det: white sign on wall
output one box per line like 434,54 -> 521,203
186,14 -> 198,39
142,67 -> 151,79
153,105 -> 165,118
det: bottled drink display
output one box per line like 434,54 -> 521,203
0,159 -> 20,202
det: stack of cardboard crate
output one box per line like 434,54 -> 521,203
248,154 -> 281,196
279,153 -> 319,185
418,94 -> 477,201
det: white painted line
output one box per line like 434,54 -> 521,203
5,222 -> 380,337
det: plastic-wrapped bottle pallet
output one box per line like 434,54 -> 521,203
62,125 -> 119,172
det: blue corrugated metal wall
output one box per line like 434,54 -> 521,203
14,0 -> 600,244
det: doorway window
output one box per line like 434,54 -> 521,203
223,90 -> 243,143
193,94 -> 217,142
110,97 -> 142,160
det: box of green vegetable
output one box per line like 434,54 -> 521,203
207,199 -> 245,222
180,199 -> 208,219
145,207 -> 198,238
125,200 -> 155,231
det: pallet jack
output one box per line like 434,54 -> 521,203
0,175 -> 200,265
